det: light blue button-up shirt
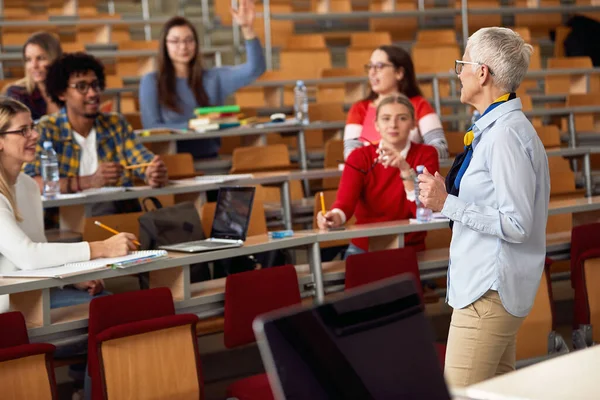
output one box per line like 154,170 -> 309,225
441,98 -> 550,317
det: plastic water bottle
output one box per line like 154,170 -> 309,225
471,109 -> 481,126
294,80 -> 309,125
415,165 -> 432,222
41,141 -> 60,199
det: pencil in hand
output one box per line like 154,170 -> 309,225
320,192 -> 327,215
124,163 -> 152,170
94,221 -> 141,246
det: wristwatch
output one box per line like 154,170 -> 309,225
401,168 -> 417,181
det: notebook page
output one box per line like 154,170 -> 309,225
1,251 -> 167,279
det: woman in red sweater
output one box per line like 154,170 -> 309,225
344,45 -> 448,160
318,95 -> 439,257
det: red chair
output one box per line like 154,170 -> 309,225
0,311 -> 57,398
570,223 -> 600,347
88,288 -> 203,400
345,248 -> 446,367
224,265 -> 302,400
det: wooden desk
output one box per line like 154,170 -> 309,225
465,346 -> 600,400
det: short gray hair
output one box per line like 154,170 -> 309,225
465,27 -> 533,92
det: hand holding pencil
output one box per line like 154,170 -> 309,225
89,221 -> 140,259
316,192 -> 343,230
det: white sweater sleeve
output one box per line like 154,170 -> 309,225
0,181 -> 90,271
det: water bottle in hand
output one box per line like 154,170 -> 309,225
414,165 -> 432,222
294,80 -> 309,125
41,141 -> 60,199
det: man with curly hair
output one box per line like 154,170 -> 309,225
24,52 -> 168,201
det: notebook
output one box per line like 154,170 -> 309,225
1,251 -> 168,279
170,174 -> 254,185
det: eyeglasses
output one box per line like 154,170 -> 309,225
454,60 -> 494,76
0,123 -> 37,138
338,138 -> 379,175
364,62 -> 395,73
68,80 -> 101,95
166,38 -> 196,47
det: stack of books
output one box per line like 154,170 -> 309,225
189,105 -> 242,132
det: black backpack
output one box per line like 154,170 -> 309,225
138,198 -> 211,285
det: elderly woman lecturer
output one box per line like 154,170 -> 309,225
418,27 -> 550,387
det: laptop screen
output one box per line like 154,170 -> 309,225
254,275 -> 451,400
210,186 -> 255,241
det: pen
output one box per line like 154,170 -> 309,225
94,221 -> 141,246
320,192 -> 326,215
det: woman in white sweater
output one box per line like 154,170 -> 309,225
0,97 -> 138,313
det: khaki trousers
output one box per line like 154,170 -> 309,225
444,290 -> 525,388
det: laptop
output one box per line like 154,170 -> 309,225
159,186 -> 255,253
254,275 -> 475,400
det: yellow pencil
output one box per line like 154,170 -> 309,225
124,163 -> 152,170
320,192 -> 326,215
94,221 -> 141,246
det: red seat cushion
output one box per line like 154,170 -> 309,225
227,373 -> 274,400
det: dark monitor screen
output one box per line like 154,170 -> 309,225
210,186 -> 255,241
254,276 -> 451,400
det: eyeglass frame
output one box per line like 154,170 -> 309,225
364,62 -> 395,73
0,123 -> 37,138
337,137 -> 380,175
454,60 -> 494,76
67,80 -> 102,95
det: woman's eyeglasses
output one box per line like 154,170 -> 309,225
338,137 -> 379,175
68,80 -> 101,95
0,123 -> 37,138
364,62 -> 394,73
454,60 -> 494,76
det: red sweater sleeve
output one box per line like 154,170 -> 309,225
346,100 -> 369,125
331,148 -> 369,220
419,144 -> 440,175
411,95 -> 435,122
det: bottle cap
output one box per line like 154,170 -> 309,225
43,141 -> 52,150
296,80 -> 304,86
416,165 -> 425,174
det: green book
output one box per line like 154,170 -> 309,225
194,105 -> 241,116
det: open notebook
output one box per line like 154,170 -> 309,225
0,250 -> 168,279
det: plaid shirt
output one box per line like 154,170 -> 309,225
24,108 -> 154,186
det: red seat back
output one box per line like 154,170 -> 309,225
345,248 -> 423,300
0,311 -> 29,348
88,288 -> 176,400
224,265 -> 301,348
570,223 -> 600,328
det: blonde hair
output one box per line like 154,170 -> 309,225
376,94 -> 416,120
20,31 -> 63,94
0,97 -> 31,221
